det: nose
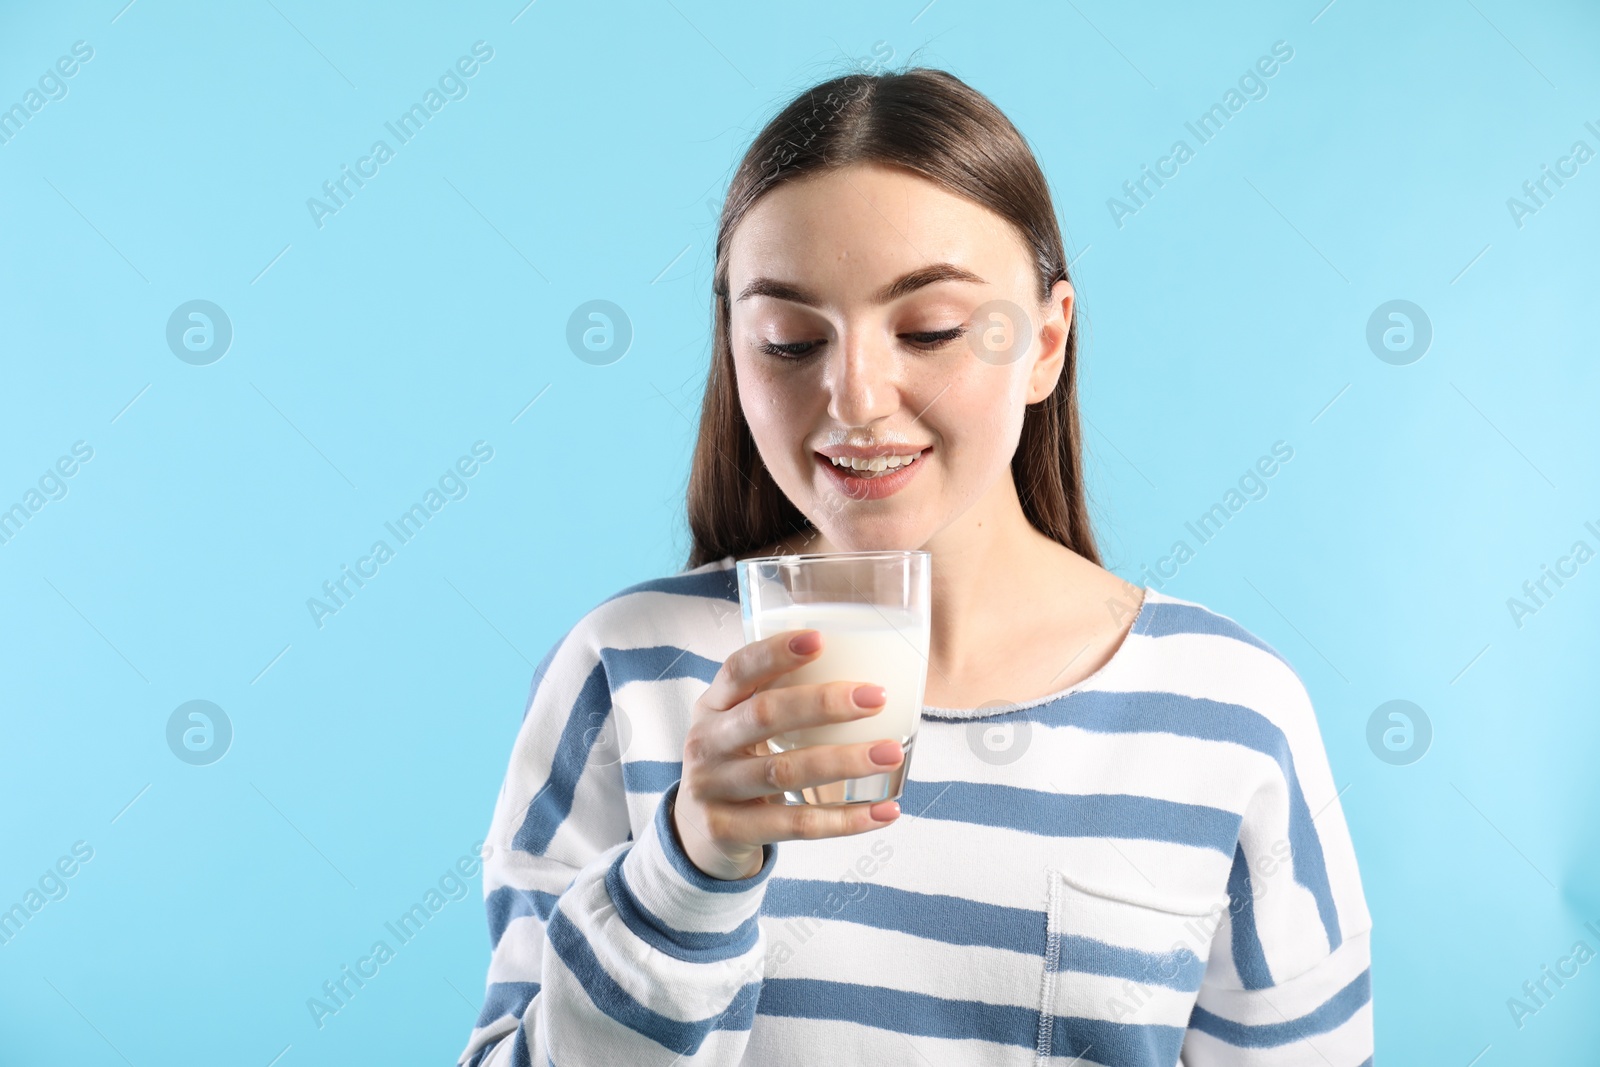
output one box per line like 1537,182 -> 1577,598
825,327 -> 899,427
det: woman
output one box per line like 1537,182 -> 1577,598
460,67 -> 1372,1066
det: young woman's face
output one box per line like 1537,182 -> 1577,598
725,162 -> 1073,551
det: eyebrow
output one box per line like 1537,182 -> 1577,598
734,262 -> 987,307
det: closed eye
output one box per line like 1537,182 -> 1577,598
903,325 -> 968,351
757,325 -> 969,360
758,339 -> 822,359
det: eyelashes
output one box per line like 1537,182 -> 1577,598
757,325 -> 969,360
757,339 -> 822,359
904,325 -> 969,350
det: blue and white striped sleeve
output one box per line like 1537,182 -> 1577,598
458,615 -> 777,1067
1182,671 -> 1374,1066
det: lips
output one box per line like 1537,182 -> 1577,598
814,446 -> 929,501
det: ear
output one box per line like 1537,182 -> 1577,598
1026,278 -> 1074,404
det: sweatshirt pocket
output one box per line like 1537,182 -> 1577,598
1035,867 -> 1225,1067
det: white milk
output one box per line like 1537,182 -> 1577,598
747,601 -> 931,751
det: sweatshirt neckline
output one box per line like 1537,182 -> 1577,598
716,555 -> 1157,721
921,586 -> 1155,720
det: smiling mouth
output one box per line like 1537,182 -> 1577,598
812,447 -> 931,500
821,449 -> 927,478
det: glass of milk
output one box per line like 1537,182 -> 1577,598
735,550 -> 931,805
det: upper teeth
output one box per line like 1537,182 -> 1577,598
830,452 -> 922,471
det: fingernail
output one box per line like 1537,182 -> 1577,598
869,740 -> 903,765
789,631 -> 821,655
852,684 -> 886,708
870,800 -> 900,821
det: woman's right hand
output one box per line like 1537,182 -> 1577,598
672,628 -> 905,880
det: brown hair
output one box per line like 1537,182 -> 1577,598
684,66 -> 1099,570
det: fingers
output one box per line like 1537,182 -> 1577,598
720,680 -> 886,752
693,738 -> 904,804
700,629 -> 823,713
682,628 -> 904,857
706,795 -> 902,846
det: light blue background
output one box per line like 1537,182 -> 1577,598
2,0 -> 1596,1063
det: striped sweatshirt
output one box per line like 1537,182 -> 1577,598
459,555 -> 1373,1066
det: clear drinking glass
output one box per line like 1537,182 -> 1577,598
735,549 -> 932,805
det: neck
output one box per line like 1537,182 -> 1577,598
917,473 -> 1064,686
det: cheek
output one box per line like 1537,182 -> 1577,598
944,362 -> 1025,439
931,366 -> 1028,480
735,360 -> 807,460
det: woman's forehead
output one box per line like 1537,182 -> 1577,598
727,167 -> 1032,298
